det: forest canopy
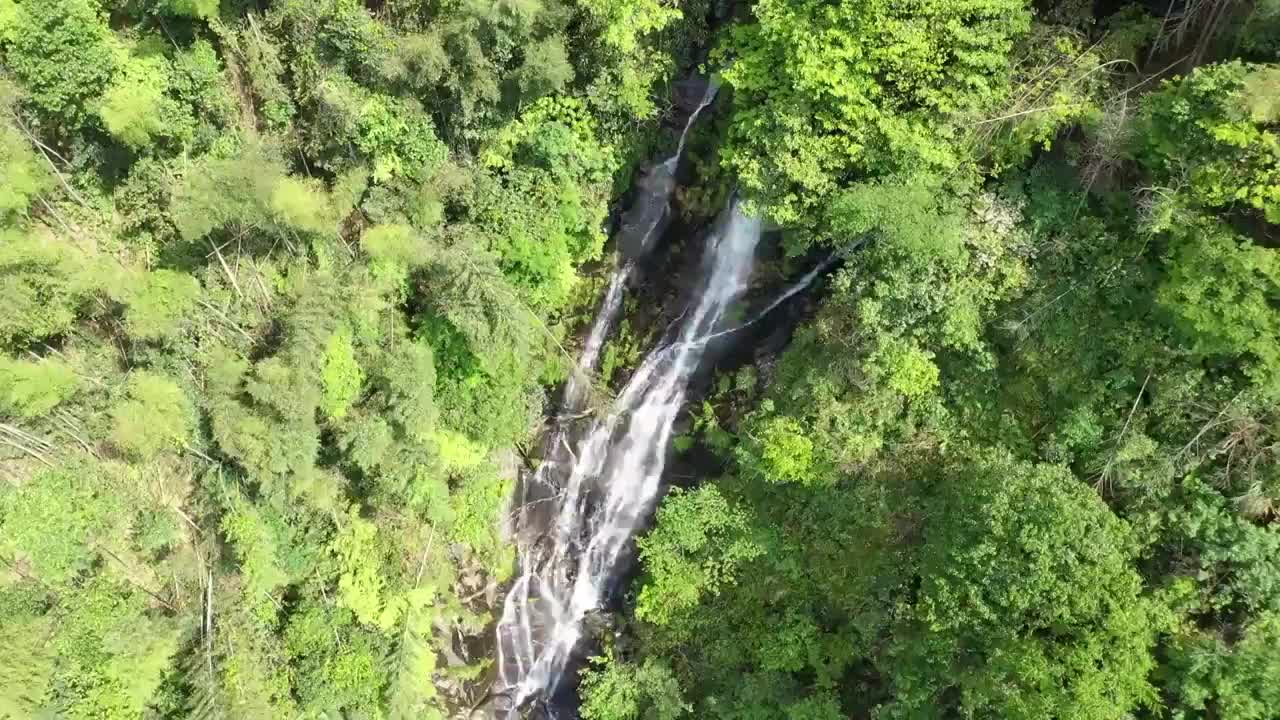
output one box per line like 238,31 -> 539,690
0,0 -> 1276,718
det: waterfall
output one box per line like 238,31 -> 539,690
617,78 -> 720,261
663,82 -> 719,174
686,249 -> 843,347
494,202 -> 762,717
555,75 -> 721,418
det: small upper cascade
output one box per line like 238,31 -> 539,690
617,77 -> 721,260
663,80 -> 720,174
493,201 -> 762,718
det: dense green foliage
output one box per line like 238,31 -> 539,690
718,0 -> 1031,224
0,0 -> 695,716
0,0 -> 1277,717
581,2 -> 1280,720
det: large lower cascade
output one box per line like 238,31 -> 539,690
493,202 -> 763,716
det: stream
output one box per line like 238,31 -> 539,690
489,79 -> 767,719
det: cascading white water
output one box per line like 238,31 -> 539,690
663,85 -> 717,174
617,80 -> 719,261
491,79 -> 726,716
559,77 -> 721,411
688,249 -> 843,348
494,202 -> 762,717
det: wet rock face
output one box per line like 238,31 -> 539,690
617,76 -> 718,262
483,73 -> 730,720
617,166 -> 676,260
673,75 -> 716,113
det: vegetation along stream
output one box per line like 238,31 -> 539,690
0,0 -> 1277,719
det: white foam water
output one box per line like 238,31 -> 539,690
617,79 -> 720,261
493,202 -> 762,717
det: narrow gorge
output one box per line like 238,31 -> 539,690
488,79 -> 760,716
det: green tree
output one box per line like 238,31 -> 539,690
270,176 -> 335,234
0,0 -> 694,715
0,356 -> 78,417
573,0 -> 680,120
635,485 -> 763,627
513,35 -> 574,100
1140,62 -> 1280,223
717,0 -> 1030,223
321,325 -> 364,420
886,450 -> 1160,719
0,119 -> 52,217
109,371 -> 194,459
1157,220 -> 1280,388
1163,612 -> 1280,719
0,0 -> 117,133
581,654 -> 691,720
173,142 -> 335,242
97,55 -> 190,150
736,413 -> 818,486
361,223 -> 431,266
163,0 -> 219,20
120,268 -> 201,341
0,233 -> 84,349
0,465 -> 124,585
479,96 -> 617,308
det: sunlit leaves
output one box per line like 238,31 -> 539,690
270,176 -> 334,235
581,654 -> 690,720
636,486 -> 763,627
26,576 -> 181,718
1164,611 -> 1280,718
173,142 -> 336,241
163,0 -> 219,19
1157,222 -> 1280,388
977,24 -> 1127,173
0,122 -> 52,217
221,499 -> 292,620
0,465 -> 123,585
719,0 -> 1030,223
379,339 -> 437,442
321,326 -> 364,420
355,94 -> 447,182
574,0 -> 679,120
1140,62 -> 1280,223
283,602 -> 388,715
825,179 -> 964,262
0,356 -> 77,417
737,415 -> 817,485
122,269 -> 200,341
110,372 -> 194,459
479,96 -> 617,306
362,223 -> 430,266
580,0 -> 681,54
98,56 -> 181,149
0,593 -> 56,719
514,35 -> 574,99
332,509 -> 400,631
889,450 -> 1160,720
485,97 -> 616,180
0,0 -> 116,132
872,338 -> 940,399
0,233 -> 82,349
233,15 -> 293,130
